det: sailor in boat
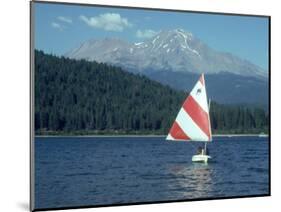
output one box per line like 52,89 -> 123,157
197,146 -> 209,155
197,146 -> 203,154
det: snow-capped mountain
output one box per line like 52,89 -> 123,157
65,29 -> 267,79
64,29 -> 268,106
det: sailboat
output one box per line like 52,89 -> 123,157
166,74 -> 212,163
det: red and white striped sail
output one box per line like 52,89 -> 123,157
166,74 -> 212,142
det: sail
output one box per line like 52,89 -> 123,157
166,74 -> 212,142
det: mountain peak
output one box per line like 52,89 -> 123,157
173,28 -> 193,37
150,28 -> 194,43
136,28 -> 198,57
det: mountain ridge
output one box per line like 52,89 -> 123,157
65,29 -> 267,79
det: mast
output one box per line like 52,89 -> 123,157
204,142 -> 207,155
204,98 -> 211,154
208,98 -> 212,141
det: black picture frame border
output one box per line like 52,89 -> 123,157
30,1 -> 271,211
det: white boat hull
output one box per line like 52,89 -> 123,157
192,154 -> 211,163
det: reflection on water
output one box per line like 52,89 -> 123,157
168,163 -> 213,198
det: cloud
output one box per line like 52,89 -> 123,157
79,13 -> 132,32
51,22 -> 63,31
57,16 -> 72,24
51,17 -> 72,31
136,29 -> 158,39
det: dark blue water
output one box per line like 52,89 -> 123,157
35,136 -> 269,209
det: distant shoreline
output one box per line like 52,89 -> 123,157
35,134 -> 268,138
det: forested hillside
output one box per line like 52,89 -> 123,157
34,50 -> 268,135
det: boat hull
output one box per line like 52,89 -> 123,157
192,154 -> 211,163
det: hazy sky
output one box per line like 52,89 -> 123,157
34,2 -> 269,71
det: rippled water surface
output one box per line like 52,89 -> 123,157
35,136 -> 269,209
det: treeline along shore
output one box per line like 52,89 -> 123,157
35,50 -> 269,136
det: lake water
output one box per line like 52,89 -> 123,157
34,136 -> 269,209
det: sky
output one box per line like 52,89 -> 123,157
33,2 -> 269,71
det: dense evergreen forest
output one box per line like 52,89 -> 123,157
34,50 -> 268,135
